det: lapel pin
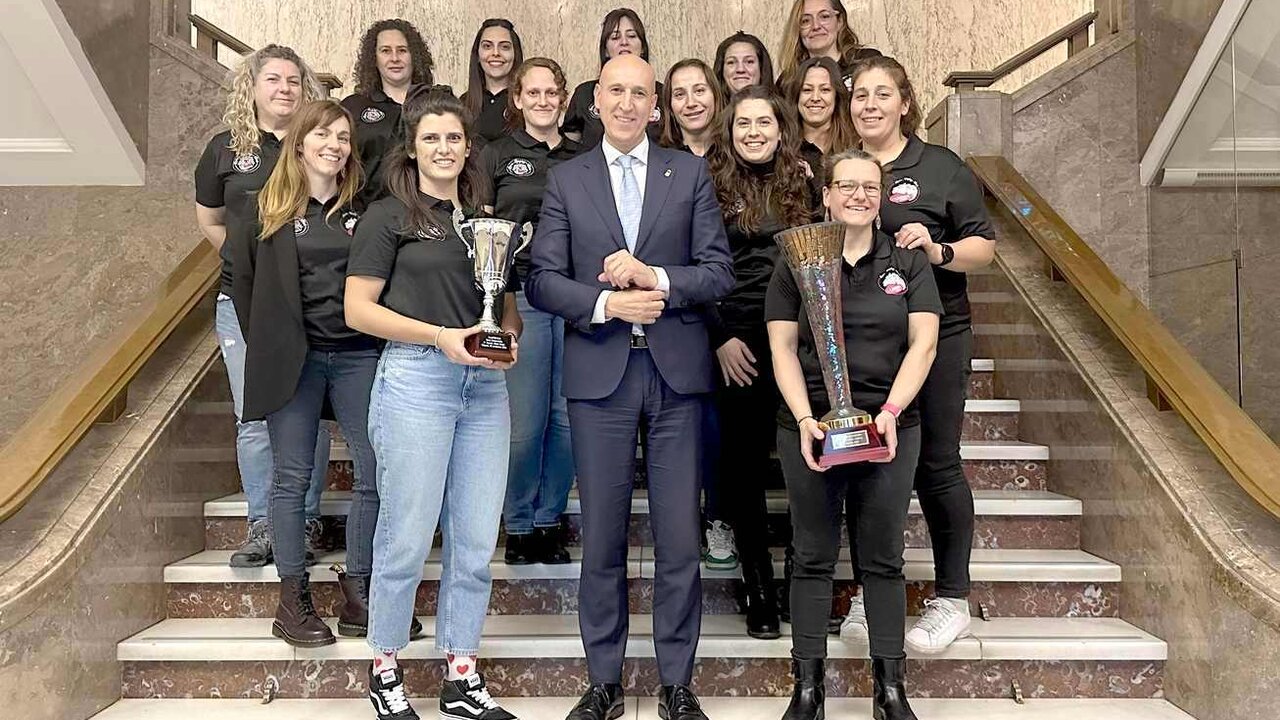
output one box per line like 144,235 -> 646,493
664,168 -> 673,178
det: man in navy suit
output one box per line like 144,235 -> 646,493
525,54 -> 734,720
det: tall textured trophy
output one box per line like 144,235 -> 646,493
453,210 -> 533,362
774,221 -> 890,466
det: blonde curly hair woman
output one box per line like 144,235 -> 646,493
193,43 -> 329,571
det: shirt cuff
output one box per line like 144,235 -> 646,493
652,266 -> 670,296
592,290 -> 614,324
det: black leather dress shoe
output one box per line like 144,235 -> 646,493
504,532 -> 538,565
566,683 -> 625,720
658,685 -> 708,720
536,524 -> 571,565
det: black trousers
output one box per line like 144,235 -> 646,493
568,350 -> 704,686
781,423 -> 921,660
715,330 -> 778,566
848,328 -> 974,598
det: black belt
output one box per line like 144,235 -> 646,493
629,334 -> 649,349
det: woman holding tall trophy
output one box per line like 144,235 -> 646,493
345,85 -> 521,720
765,148 -> 940,720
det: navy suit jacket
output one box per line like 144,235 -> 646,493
525,143 -> 734,400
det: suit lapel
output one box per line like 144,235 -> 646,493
581,148 -> 627,251
271,223 -> 304,326
634,147 -> 674,254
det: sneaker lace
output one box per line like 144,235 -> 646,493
916,598 -> 959,635
706,522 -> 735,556
378,681 -> 411,714
247,519 -> 270,542
465,676 -> 500,709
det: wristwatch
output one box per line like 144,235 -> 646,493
938,243 -> 955,267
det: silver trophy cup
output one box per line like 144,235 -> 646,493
453,211 -> 533,361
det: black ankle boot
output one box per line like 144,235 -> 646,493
872,658 -> 917,720
781,657 -> 824,720
742,554 -> 780,639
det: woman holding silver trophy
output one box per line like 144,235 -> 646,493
345,85 -> 522,720
765,147 -> 941,720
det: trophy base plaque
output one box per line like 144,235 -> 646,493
465,330 -> 514,363
817,413 -> 891,467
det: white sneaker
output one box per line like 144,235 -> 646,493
905,597 -> 972,654
839,592 -> 869,642
703,520 -> 739,570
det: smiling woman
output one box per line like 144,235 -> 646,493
659,58 -> 724,156
562,7 -> 664,149
777,0 -> 880,92
462,18 -> 524,144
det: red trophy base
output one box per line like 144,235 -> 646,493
817,413 -> 891,467
465,330 -> 514,363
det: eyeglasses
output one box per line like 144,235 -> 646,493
829,180 -> 882,198
799,10 -> 839,30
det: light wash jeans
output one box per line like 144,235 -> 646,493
503,292 -> 575,535
214,294 -> 330,523
366,342 -> 509,655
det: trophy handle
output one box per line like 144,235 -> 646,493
512,222 -> 534,256
452,208 -> 475,258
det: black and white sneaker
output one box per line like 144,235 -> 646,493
368,663 -> 418,719
439,672 -> 517,720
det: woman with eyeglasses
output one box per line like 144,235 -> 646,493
777,0 -> 881,93
766,147 -> 939,720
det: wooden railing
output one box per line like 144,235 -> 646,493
0,243 -> 219,522
944,12 -> 1099,91
969,156 -> 1280,520
188,14 -> 343,94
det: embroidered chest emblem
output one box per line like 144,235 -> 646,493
879,267 -> 907,295
341,211 -> 360,235
293,217 -> 309,236
360,107 -> 387,123
232,154 -> 261,173
649,106 -> 661,123
888,177 -> 919,204
587,102 -> 601,119
506,158 -> 535,177
417,224 -> 446,241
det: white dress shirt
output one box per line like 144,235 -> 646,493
591,135 -> 670,328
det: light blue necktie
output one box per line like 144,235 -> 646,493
615,154 -> 642,251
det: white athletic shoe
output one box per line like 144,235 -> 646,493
905,597 -> 972,654
703,520 -> 739,570
839,592 -> 869,642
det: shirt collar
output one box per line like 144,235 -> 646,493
602,134 -> 650,168
257,128 -> 283,148
888,134 -> 925,171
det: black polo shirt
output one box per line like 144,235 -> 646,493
480,128 -> 583,282
462,87 -> 511,144
292,198 -> 371,349
764,232 -> 942,428
341,90 -> 403,208
878,134 -> 995,338
562,80 -> 664,149
195,129 -> 284,295
347,193 -> 513,329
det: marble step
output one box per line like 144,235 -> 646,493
165,547 -> 1119,619
204,488 -> 1082,551
94,697 -> 1199,720
117,615 -> 1165,699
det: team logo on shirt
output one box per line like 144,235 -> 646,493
416,223 -> 446,242
232,154 -> 261,174
341,210 -> 360,236
293,217 -> 309,236
506,158 -> 535,177
587,102 -> 601,119
888,177 -> 920,205
360,107 -> 386,123
879,267 -> 908,295
649,106 -> 662,123
728,198 -> 746,215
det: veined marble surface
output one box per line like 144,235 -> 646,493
190,0 -> 1092,120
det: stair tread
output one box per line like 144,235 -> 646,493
165,547 -> 1120,584
205,488 -> 1080,518
116,614 -> 1166,662
95,698 -> 1197,720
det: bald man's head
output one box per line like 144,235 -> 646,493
595,55 -> 657,151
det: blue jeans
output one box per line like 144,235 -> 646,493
503,292 -> 574,535
266,348 -> 379,579
214,295 -> 329,523
367,343 -> 509,655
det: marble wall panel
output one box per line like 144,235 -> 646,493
0,39 -> 225,445
189,0 -> 1092,125
1148,259 -> 1241,400
1134,0 -> 1227,150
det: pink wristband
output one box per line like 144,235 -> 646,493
881,402 -> 903,419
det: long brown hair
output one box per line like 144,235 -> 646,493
597,8 -> 650,66
777,0 -> 865,82
713,32 -> 775,96
504,57 -> 569,133
848,54 -> 923,139
783,56 -> 857,154
351,18 -> 434,96
384,85 -> 488,237
705,86 -> 813,233
659,59 -> 725,149
464,19 -> 524,119
257,100 -> 362,239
